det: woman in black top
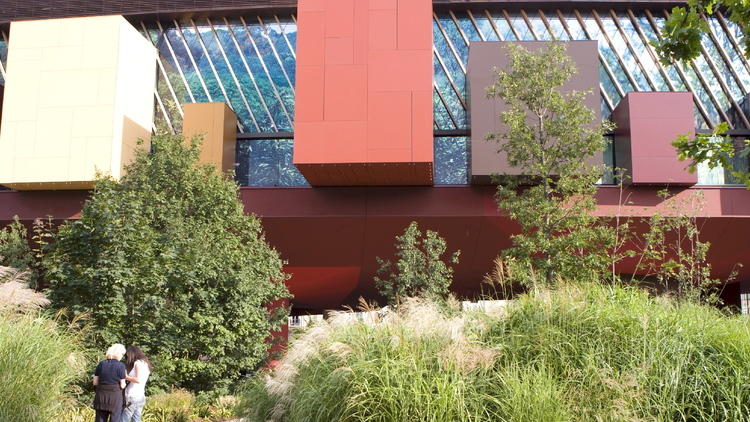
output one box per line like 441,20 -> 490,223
92,343 -> 127,422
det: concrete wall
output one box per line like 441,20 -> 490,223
0,15 -> 156,190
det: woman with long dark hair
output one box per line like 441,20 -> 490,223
121,346 -> 152,422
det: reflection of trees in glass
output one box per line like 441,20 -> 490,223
434,137 -> 468,185
150,17 -> 297,133
236,140 -> 308,187
0,38 -> 7,85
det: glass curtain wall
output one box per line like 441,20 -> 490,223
0,29 -> 8,85
116,9 -> 750,186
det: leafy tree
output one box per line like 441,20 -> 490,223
653,1 -> 750,64
45,134 -> 290,392
487,43 -> 614,289
673,122 -> 750,188
375,222 -> 460,306
0,217 -> 33,274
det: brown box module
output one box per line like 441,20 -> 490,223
467,41 -> 600,183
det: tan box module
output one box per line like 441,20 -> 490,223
0,15 -> 156,190
181,102 -> 238,173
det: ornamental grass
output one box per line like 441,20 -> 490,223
240,283 -> 750,422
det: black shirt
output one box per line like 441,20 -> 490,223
94,359 -> 126,385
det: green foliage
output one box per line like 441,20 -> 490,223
44,134 -> 290,392
0,311 -> 85,422
673,122 -> 750,188
240,284 -> 750,421
57,390 -> 239,422
375,222 -> 460,306
486,43 -> 614,288
654,0 -> 750,63
0,217 -> 33,274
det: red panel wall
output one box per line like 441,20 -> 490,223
612,92 -> 697,185
293,0 -> 434,186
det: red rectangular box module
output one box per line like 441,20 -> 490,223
293,0 -> 434,186
612,92 -> 697,186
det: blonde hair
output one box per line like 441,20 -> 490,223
105,344 -> 126,360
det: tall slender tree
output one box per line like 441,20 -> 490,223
487,43 -> 614,288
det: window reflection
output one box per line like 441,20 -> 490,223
435,137 -> 469,185
236,139 -> 308,187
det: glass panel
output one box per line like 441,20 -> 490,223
433,19 -> 466,97
600,15 -> 650,91
196,24 -> 256,131
434,89 -> 456,130
434,137 -> 469,185
471,12 -> 499,41
454,11 -> 483,42
163,27 -> 211,102
236,139 -> 309,187
489,11 -> 517,41
600,137 -> 615,185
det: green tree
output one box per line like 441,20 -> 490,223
487,43 -> 614,289
375,222 -> 460,306
653,1 -> 750,64
673,122 -> 750,188
0,217 -> 33,273
44,134 -> 290,392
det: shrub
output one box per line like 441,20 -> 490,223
375,221 -> 460,306
0,217 -> 33,273
45,134 -> 290,392
240,284 -> 750,421
0,312 -> 85,422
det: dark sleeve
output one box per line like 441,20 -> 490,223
117,362 -> 127,380
94,361 -> 102,376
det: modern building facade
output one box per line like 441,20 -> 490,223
1,0 -> 749,313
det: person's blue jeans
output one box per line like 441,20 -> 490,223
121,396 -> 146,422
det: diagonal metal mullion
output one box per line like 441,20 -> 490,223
607,10 -> 658,91
519,9 -> 540,40
500,10 -> 522,40
482,10 -> 506,40
0,30 -> 7,79
434,85 -> 460,129
589,9 -> 641,91
240,16 -> 293,128
538,10 -> 561,40
221,17 -> 269,132
448,10 -> 472,46
139,21 -> 184,117
173,20 -> 213,102
644,9 -> 719,128
433,47 -> 467,110
703,13 -> 749,92
628,9 -> 711,127
567,10 -> 626,100
692,15 -> 750,127
206,17 -> 262,132
466,10 -> 487,41
433,12 -> 467,74
274,15 -> 297,60
555,9 -> 615,111
190,20 -> 230,101
257,16 -> 295,91
155,21 -> 196,103
657,9 -> 732,127
154,83 -> 175,134
623,9 -> 675,92
715,11 -> 750,77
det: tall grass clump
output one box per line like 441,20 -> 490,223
0,311 -> 85,422
240,284 -> 750,422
